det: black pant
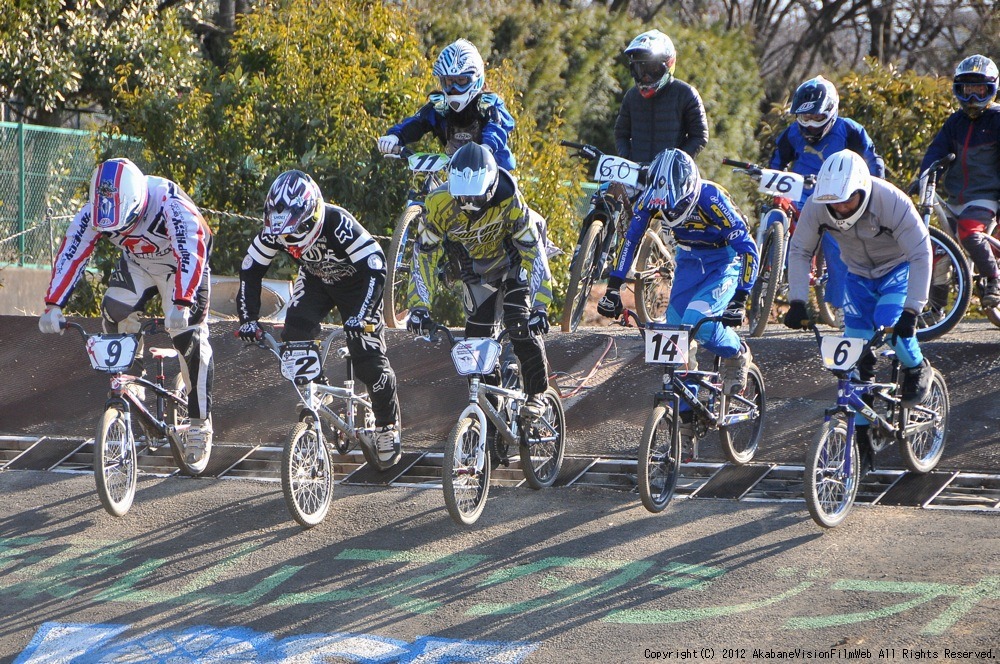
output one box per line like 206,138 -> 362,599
282,273 -> 400,427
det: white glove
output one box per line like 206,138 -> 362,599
164,304 -> 190,333
38,305 -> 65,334
377,134 -> 400,155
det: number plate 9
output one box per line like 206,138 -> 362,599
820,336 -> 866,370
644,329 -> 689,365
85,334 -> 140,373
279,342 -> 323,383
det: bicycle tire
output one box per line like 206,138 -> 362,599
166,374 -> 202,476
637,405 -> 681,513
561,220 -> 605,332
916,227 -> 971,341
634,232 -> 675,324
281,420 -> 334,528
900,368 -> 949,474
94,406 -> 138,517
519,387 -> 566,489
804,414 -> 859,529
443,415 -> 491,526
812,242 -> 838,328
719,364 -> 766,465
748,224 -> 786,337
984,223 -> 1000,328
383,204 -> 423,329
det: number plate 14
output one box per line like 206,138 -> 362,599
644,329 -> 689,365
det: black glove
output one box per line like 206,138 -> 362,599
237,320 -> 260,343
893,309 -> 918,342
721,291 -> 749,328
343,316 -> 368,340
597,289 -> 623,319
906,180 -> 921,196
406,309 -> 433,336
528,309 -> 550,336
783,301 -> 812,330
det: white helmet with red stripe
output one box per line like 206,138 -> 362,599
90,158 -> 148,233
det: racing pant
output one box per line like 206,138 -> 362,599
821,232 -> 848,309
282,272 -> 400,428
667,246 -> 743,359
101,253 -> 213,420
951,205 -> 1000,280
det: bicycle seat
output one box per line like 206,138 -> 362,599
149,347 -> 178,359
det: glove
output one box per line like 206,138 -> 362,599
597,289 -> 623,319
782,300 -> 812,330
893,309 -> 918,342
406,308 -> 433,335
527,309 -> 550,336
377,134 -> 400,155
343,316 -> 369,340
721,291 -> 749,328
38,305 -> 65,334
237,320 -> 260,343
906,180 -> 921,196
164,304 -> 190,333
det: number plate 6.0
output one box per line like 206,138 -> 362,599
644,329 -> 689,365
85,334 -> 140,373
757,168 -> 805,201
820,336 -> 866,371
279,342 -> 323,382
595,155 -> 641,187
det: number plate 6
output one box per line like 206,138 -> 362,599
820,336 -> 866,371
644,329 -> 689,365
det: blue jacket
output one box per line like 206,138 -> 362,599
387,92 -> 516,171
920,105 -> 1000,208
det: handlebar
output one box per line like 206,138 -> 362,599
616,308 -> 722,338
61,318 -> 161,340
418,321 -> 513,346
560,140 -> 603,160
918,153 -> 956,179
722,157 -> 758,171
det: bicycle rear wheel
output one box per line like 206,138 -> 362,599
383,205 -> 423,329
519,387 -> 566,489
634,232 -> 675,324
94,406 -> 138,517
900,368 -> 949,474
561,220 -> 605,332
916,227 -> 971,341
748,224 -> 785,337
719,364 -> 766,464
165,375 -> 202,476
443,415 -> 491,525
281,420 -> 334,528
637,405 -> 681,513
804,414 -> 859,529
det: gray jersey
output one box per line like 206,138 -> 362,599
788,178 -> 931,312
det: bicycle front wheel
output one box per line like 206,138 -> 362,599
637,405 -> 681,513
94,406 -> 138,517
634,232 -> 675,324
719,364 -> 766,464
561,220 -> 605,332
748,224 -> 786,337
901,368 -> 949,474
519,387 -> 566,489
281,420 -> 334,528
443,415 -> 491,525
383,204 -> 423,329
804,414 -> 859,529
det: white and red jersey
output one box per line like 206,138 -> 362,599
45,176 -> 212,307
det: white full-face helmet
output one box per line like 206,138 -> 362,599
432,39 -> 486,113
637,149 -> 701,228
812,150 -> 872,231
953,54 -> 999,119
447,143 -> 499,215
89,158 -> 148,233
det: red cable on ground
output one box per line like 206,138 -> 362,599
550,336 -> 616,399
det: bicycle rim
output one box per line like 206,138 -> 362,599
805,416 -> 859,529
719,364 -> 765,464
519,388 -> 566,489
94,407 -> 138,517
901,369 -> 949,473
634,234 -> 674,324
637,405 -> 680,513
749,225 -> 785,337
282,421 -> 334,528
562,221 -> 604,332
443,416 -> 491,525
916,227 -> 971,341
383,205 -> 422,329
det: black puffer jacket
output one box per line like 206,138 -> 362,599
614,79 -> 709,163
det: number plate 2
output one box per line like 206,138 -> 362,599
757,168 -> 805,201
279,341 -> 323,382
644,329 -> 689,365
820,336 -> 866,370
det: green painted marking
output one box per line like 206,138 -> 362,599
468,557 -> 653,616
649,562 -> 725,590
922,576 -> 1000,635
0,537 -> 48,573
604,581 -> 814,624
1,540 -> 132,600
785,579 -> 957,629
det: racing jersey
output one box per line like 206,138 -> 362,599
45,176 -> 211,307
238,204 -> 385,323
611,180 -> 759,292
407,170 -> 552,311
387,92 -> 516,171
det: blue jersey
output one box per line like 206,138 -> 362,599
769,117 -> 885,209
611,180 -> 759,292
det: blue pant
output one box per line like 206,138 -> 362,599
842,262 -> 923,369
822,233 -> 847,309
667,247 -> 743,359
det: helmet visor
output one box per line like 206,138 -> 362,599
630,61 -> 667,86
440,74 -> 474,94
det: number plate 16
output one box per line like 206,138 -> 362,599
757,168 -> 805,201
644,329 -> 689,365
820,336 -> 866,371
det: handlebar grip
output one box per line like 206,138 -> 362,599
559,140 -> 586,149
722,158 -> 756,169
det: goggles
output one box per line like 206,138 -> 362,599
630,61 -> 667,85
456,194 -> 488,213
440,74 -> 474,94
954,81 -> 996,103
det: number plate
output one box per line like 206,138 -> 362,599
85,334 -> 140,373
451,338 -> 501,376
757,168 -> 805,201
644,329 -> 689,365
279,341 -> 323,382
595,155 -> 641,187
820,336 -> 867,371
407,152 -> 450,173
